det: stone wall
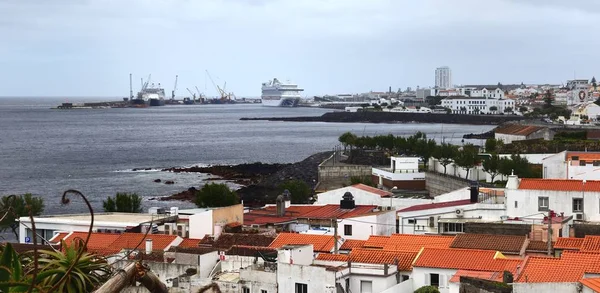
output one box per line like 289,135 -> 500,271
459,277 -> 512,293
425,171 -> 472,196
317,153 -> 372,185
464,222 -> 532,236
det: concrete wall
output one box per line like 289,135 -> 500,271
277,263 -> 337,293
318,163 -> 372,182
278,245 -> 313,266
464,222 -> 531,236
188,211 -> 212,239
221,255 -> 264,272
506,188 -> 600,221
239,266 -> 278,293
315,186 -> 430,209
212,204 -> 244,228
513,282 -> 579,293
348,265 -> 398,293
424,171 -> 472,197
164,251 -> 219,279
113,260 -> 203,290
299,211 -> 396,240
428,159 -> 487,184
380,279 -> 413,293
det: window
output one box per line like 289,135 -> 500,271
407,219 -> 416,224
295,283 -> 308,293
242,288 -> 250,293
261,290 -> 268,293
594,161 -> 600,167
360,280 -> 372,293
344,224 -> 352,236
430,273 -> 440,287
441,222 -> 464,233
572,156 -> 580,160
538,197 -> 549,211
573,198 -> 583,212
515,201 -> 518,208
580,160 -> 587,166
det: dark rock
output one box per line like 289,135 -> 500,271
154,179 -> 162,183
164,180 -> 175,185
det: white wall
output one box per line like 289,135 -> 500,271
17,219 -> 133,244
164,251 -> 219,278
348,265 -> 399,293
506,188 -> 600,221
316,187 -> 431,209
276,263 -> 337,293
380,279 -> 413,293
278,245 -> 313,266
299,211 -> 396,241
495,133 -> 526,144
188,211 -> 212,239
239,267 -> 278,293
428,159 -> 487,181
513,282 -> 579,293
220,255 -> 264,272
412,267 -> 457,293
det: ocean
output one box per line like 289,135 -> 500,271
0,97 -> 494,214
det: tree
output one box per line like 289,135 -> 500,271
194,183 -> 239,208
103,192 -> 142,213
593,76 -> 597,90
485,138 -> 503,154
543,90 -> 554,108
415,138 -> 438,168
278,180 -> 312,204
489,106 -> 498,112
504,107 -> 513,113
339,132 -> 357,152
519,106 -> 528,113
37,241 -> 112,292
433,143 -> 459,174
483,154 -> 501,182
454,144 -> 480,179
414,286 -> 440,293
0,194 -> 44,239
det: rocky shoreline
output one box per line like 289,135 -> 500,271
158,152 -> 333,206
241,111 -> 526,125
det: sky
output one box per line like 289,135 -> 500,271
0,0 -> 599,97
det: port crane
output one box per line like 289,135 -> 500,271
171,75 -> 178,100
195,86 -> 203,103
186,88 -> 196,101
205,70 -> 230,101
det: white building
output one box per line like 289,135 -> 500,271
435,66 -> 452,89
572,102 -> 600,121
372,156 -> 426,191
183,204 -> 244,239
494,124 -> 553,144
18,212 -> 177,244
505,175 -> 600,222
543,151 -> 600,180
441,96 -> 514,115
315,184 -> 430,209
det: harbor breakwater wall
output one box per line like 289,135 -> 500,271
241,112 -> 526,125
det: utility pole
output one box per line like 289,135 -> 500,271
547,210 -> 553,256
333,218 -> 338,254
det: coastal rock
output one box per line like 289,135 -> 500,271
164,180 -> 175,185
154,179 -> 162,183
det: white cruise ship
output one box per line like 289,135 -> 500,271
261,78 -> 304,107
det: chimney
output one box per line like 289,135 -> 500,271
469,182 -> 479,203
340,192 -> 356,209
145,239 -> 152,254
276,194 -> 286,217
283,189 -> 291,208
506,171 -> 519,190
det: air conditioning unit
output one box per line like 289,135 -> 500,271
576,213 -> 584,221
455,209 -> 464,218
429,216 -> 435,228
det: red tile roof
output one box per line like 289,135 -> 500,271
49,232 -> 69,244
518,179 -> 600,192
495,124 -> 544,136
449,270 -> 503,283
226,245 -> 276,257
450,234 -> 526,255
517,251 -> 600,283
178,238 -> 201,249
567,152 -> 600,161
63,232 -> 121,251
555,238 -> 584,250
580,236 -> 600,252
316,253 -> 349,262
113,233 -> 179,252
580,278 -> 600,292
340,239 -> 366,251
245,204 -> 379,226
351,184 -> 393,197
269,233 -> 339,253
383,234 -> 455,252
363,235 -> 390,249
413,248 -> 522,273
349,248 -> 418,271
526,240 -> 550,252
398,199 -> 472,213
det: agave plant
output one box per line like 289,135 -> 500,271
34,240 -> 112,293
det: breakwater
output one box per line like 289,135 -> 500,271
241,111 -> 526,125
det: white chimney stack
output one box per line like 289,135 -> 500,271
506,170 -> 519,190
145,239 -> 153,254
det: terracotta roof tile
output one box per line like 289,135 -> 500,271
581,236 -> 600,252
316,253 -> 349,262
555,238 -> 583,250
518,179 -> 600,192
450,234 -> 526,254
383,234 -> 455,252
449,270 -> 503,283
363,235 -> 390,249
178,238 -> 201,249
226,245 -> 277,257
244,204 -> 379,226
49,232 -> 69,244
61,232 -> 122,255
112,233 -> 179,252
526,240 -> 550,252
340,239 -> 366,251
580,278 -> 600,292
567,152 -> 600,161
495,124 -> 544,136
413,248 -> 522,273
212,233 -> 276,249
398,199 -> 472,212
517,251 -> 600,282
351,184 -> 393,197
300,205 -> 378,219
269,233 -> 339,253
349,248 -> 418,271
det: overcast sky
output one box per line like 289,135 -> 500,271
0,0 -> 598,97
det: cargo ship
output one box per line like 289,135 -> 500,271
261,78 -> 304,107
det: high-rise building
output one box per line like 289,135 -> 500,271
435,66 -> 452,89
